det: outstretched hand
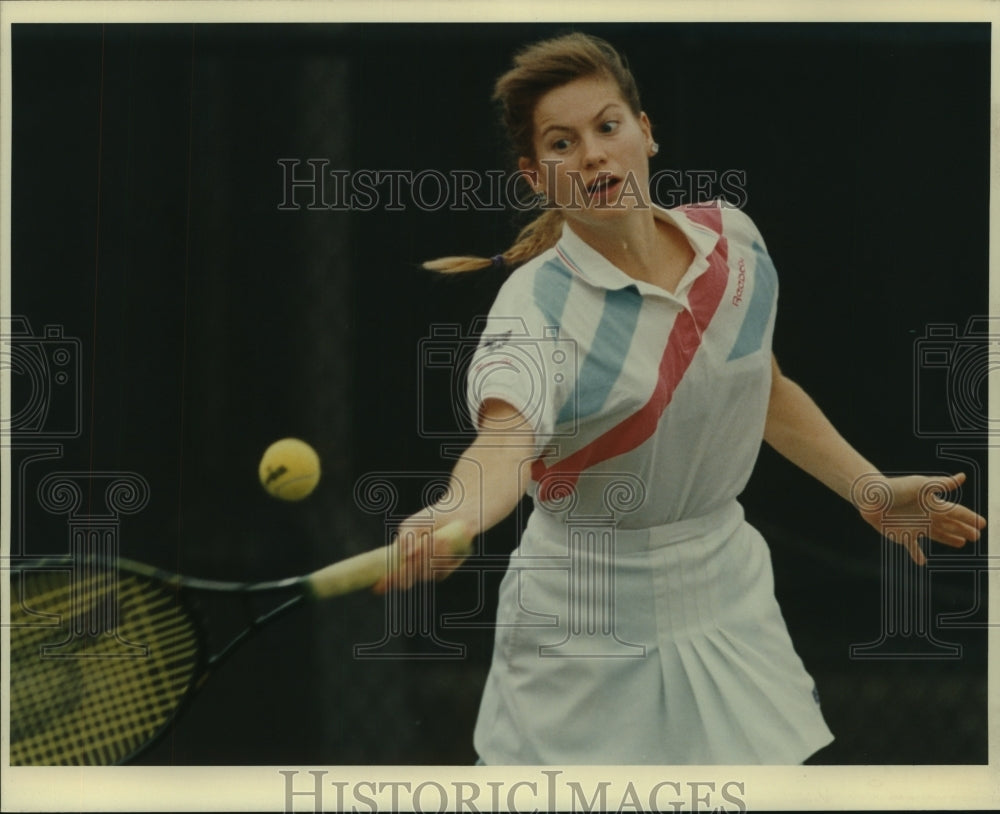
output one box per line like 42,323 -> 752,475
853,472 -> 986,565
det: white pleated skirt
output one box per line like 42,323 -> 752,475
473,501 -> 834,765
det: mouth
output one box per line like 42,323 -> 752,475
586,174 -> 621,196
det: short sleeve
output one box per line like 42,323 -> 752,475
465,266 -> 575,455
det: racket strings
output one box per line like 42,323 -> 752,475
10,569 -> 201,765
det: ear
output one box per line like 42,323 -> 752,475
639,112 -> 654,151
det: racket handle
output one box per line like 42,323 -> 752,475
305,520 -> 472,599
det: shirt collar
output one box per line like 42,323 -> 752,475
554,204 -> 722,295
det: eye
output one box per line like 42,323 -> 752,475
550,137 -> 573,152
599,120 -> 620,134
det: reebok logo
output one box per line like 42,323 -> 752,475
732,257 -> 747,306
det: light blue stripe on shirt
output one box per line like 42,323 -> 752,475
532,253 -> 642,427
727,241 -> 777,361
532,258 -> 574,326
558,285 -> 642,424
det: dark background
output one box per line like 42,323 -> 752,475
9,22 -> 989,765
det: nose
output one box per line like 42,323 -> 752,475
580,134 -> 608,168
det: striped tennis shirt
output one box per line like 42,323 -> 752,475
466,200 -> 778,528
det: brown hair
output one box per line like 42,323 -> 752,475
423,32 -> 643,274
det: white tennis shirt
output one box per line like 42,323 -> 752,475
469,201 -> 777,524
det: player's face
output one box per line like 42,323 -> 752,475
520,75 -> 656,225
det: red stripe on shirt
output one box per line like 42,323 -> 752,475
680,203 -> 724,235
532,217 -> 730,503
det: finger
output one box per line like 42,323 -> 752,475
398,527 -> 426,558
922,473 -> 966,507
957,505 -> 988,531
938,504 -> 986,535
938,526 -> 979,545
932,532 -> 969,548
373,536 -> 408,594
931,514 -> 982,539
885,530 -> 926,566
942,519 -> 983,542
940,471 -> 967,493
906,539 -> 928,566
398,544 -> 425,588
921,526 -> 968,548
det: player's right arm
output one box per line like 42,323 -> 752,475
373,398 -> 534,593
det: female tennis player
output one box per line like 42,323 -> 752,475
374,32 -> 986,765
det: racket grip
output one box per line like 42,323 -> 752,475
305,520 -> 472,599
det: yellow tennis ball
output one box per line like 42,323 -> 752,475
258,438 -> 321,501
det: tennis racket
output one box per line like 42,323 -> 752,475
7,520 -> 471,766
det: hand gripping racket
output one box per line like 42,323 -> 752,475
7,521 -> 471,766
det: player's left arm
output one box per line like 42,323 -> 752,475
762,354 -> 985,565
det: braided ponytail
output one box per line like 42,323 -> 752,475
422,209 -> 565,273
423,32 -> 641,275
